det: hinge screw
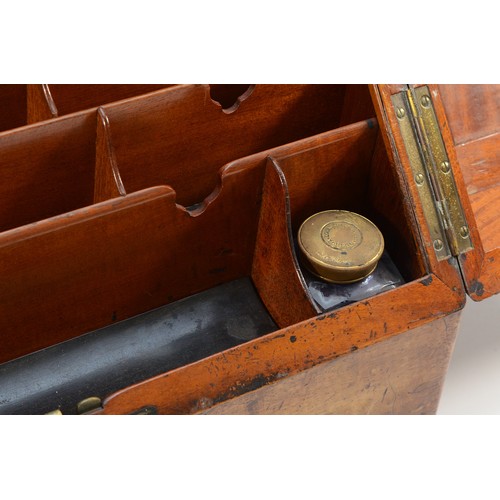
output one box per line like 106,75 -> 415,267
459,226 -> 469,239
415,173 -> 425,186
396,107 -> 406,119
421,95 -> 431,108
440,160 -> 451,174
434,239 -> 444,251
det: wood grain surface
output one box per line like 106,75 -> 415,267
26,85 -> 57,124
46,84 -> 172,117
251,157 -> 319,328
94,107 -> 126,202
0,111 -> 97,232
99,84 -> 361,206
97,270 -> 463,415
439,84 -> 500,299
203,312 -> 461,415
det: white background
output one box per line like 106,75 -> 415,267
438,294 -> 500,414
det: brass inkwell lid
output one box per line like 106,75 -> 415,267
298,210 -> 384,284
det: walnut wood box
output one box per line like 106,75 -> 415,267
0,84 -> 497,415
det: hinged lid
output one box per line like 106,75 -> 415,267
373,84 -> 500,301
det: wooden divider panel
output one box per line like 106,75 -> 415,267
251,118 -> 427,323
100,84 -> 351,206
251,158 -> 319,328
0,111 -> 97,232
26,85 -> 57,124
46,84 -> 173,116
272,120 -> 378,232
0,154 -> 266,362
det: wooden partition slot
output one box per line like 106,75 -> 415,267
99,84 -> 376,207
0,111 -> 99,232
0,155 -> 268,364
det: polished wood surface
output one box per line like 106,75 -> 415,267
94,107 -> 126,202
439,84 -> 500,299
0,84 -> 173,130
203,312 -> 461,414
0,111 -> 96,232
98,84 -> 370,207
439,85 -> 499,145
46,84 -> 172,116
98,275 -> 462,414
251,157 -> 319,328
26,85 -> 57,124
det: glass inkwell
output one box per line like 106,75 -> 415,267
297,210 -> 404,312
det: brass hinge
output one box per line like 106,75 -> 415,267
391,85 -> 473,261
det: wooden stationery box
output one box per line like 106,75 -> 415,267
0,84 -> 497,415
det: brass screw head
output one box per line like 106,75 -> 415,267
440,161 -> 451,174
396,107 -> 406,119
434,239 -> 444,251
421,95 -> 431,108
459,226 -> 469,239
415,173 -> 425,185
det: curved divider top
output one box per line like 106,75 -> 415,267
98,84 -> 374,207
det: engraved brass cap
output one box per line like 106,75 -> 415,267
298,210 -> 384,284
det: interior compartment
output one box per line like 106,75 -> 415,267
99,84 -> 375,206
252,121 -> 427,327
277,132 -> 427,283
0,277 -> 276,415
0,111 -> 98,232
0,85 -> 374,234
